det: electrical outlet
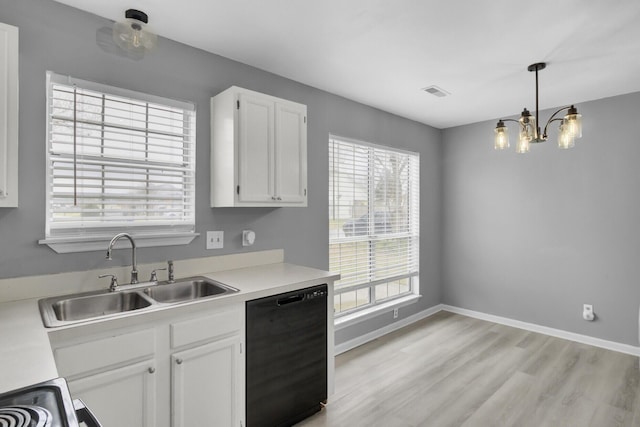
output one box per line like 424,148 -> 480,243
393,308 -> 399,319
206,231 -> 224,249
583,304 -> 595,321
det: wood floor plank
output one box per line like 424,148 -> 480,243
396,327 -> 531,426
296,313 -> 640,427
461,371 -> 537,427
589,403 -> 635,427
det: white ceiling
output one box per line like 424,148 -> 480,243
53,0 -> 640,129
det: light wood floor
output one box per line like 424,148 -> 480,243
297,311 -> 640,427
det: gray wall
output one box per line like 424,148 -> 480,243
0,1 -> 442,343
10,0 -> 634,350
442,92 -> 640,346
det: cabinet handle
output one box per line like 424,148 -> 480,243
277,197 -> 282,201
271,196 -> 276,201
148,367 -> 155,374
176,358 -> 183,365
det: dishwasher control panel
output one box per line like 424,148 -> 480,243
307,287 -> 328,300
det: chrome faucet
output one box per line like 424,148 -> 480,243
106,233 -> 138,284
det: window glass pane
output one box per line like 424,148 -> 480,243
388,280 -> 400,298
334,288 -> 373,315
337,290 -> 357,313
334,294 -> 341,314
375,283 -> 388,301
356,288 -> 370,308
399,278 -> 410,294
375,279 -> 414,303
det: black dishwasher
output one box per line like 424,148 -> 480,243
246,284 -> 328,427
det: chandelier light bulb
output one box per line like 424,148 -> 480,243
564,105 -> 582,139
518,109 -> 536,143
494,121 -> 509,150
516,134 -> 530,154
558,122 -> 575,149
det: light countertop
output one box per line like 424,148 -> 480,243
0,261 -> 338,394
0,299 -> 59,392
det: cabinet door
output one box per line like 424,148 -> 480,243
68,360 -> 157,427
275,102 -> 307,204
171,335 -> 241,427
238,93 -> 274,203
0,23 -> 18,207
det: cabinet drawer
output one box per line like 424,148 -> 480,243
54,329 -> 155,378
171,307 -> 241,349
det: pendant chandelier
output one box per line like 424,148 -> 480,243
494,63 -> 582,154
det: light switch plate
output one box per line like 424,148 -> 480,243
206,231 -> 224,249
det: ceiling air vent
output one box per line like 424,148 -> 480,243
422,85 -> 450,98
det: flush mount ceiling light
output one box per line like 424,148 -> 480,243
112,9 -> 157,56
494,63 -> 582,154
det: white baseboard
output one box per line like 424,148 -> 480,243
334,303 -> 640,357
442,305 -> 640,357
334,304 -> 444,355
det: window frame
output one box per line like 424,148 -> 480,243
329,134 -> 420,320
39,72 -> 198,253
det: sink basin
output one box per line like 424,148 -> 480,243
42,291 -> 152,326
144,277 -> 238,303
39,276 -> 238,327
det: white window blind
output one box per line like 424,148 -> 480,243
329,135 -> 419,315
44,72 -> 196,243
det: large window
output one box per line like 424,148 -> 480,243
329,135 -> 419,316
41,72 -> 196,253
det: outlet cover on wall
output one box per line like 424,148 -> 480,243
206,231 -> 224,249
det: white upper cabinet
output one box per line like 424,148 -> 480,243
237,91 -> 275,204
274,101 -> 307,204
0,23 -> 18,208
211,86 -> 307,207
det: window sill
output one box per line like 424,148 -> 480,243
39,232 -> 199,254
334,294 -> 421,331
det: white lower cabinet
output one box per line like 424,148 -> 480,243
50,304 -> 244,427
171,335 -> 241,427
68,360 -> 156,427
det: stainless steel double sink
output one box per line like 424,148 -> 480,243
39,277 -> 239,328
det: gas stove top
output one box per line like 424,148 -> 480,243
0,379 -> 100,427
